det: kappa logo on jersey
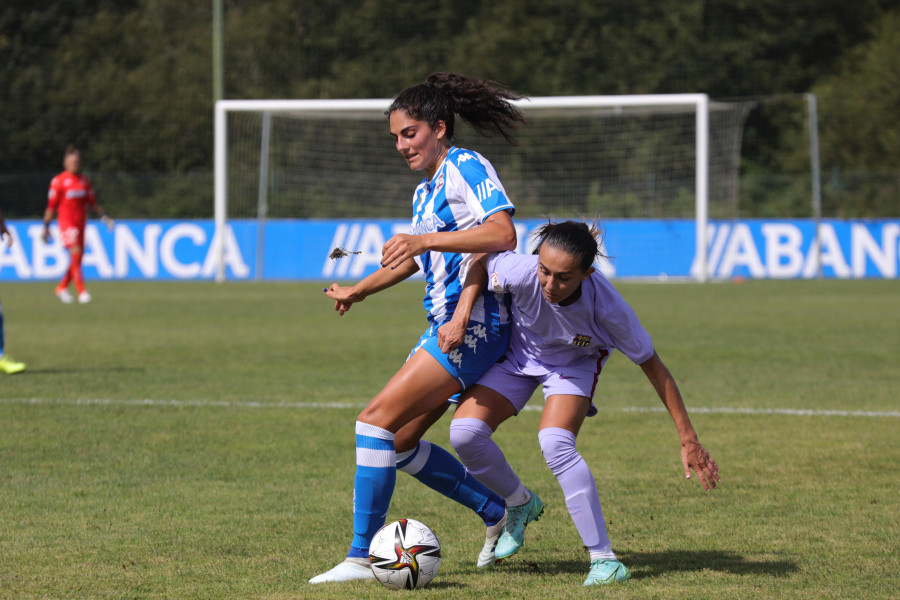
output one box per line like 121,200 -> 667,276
573,334 -> 592,347
456,152 -> 476,165
474,179 -> 500,203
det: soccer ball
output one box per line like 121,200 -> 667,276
369,519 -> 442,590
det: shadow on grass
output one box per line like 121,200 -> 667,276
494,550 -> 798,579
619,549 -> 799,578
423,580 -> 468,590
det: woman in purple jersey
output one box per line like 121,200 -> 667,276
313,73 -> 525,584
443,220 -> 721,586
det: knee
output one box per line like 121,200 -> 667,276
449,418 -> 492,463
356,397 -> 397,432
538,427 -> 579,475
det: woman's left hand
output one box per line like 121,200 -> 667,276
437,318 -> 467,353
681,438 -> 721,491
382,234 -> 427,270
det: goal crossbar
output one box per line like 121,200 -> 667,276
214,94 -> 710,281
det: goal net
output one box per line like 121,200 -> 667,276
215,95 -> 752,280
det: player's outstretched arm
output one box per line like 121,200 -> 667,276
640,351 -> 721,491
323,258 -> 419,316
381,211 -> 515,270
91,204 -> 115,230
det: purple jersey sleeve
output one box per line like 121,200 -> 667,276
486,251 -> 530,295
590,275 -> 655,365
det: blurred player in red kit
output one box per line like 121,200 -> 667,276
42,145 -> 114,304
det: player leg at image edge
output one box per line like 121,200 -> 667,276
0,301 -> 26,374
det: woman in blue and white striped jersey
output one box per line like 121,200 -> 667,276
314,73 -> 525,584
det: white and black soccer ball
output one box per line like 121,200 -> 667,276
369,519 -> 442,590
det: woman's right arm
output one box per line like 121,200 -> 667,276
323,257 -> 419,316
381,210 -> 515,270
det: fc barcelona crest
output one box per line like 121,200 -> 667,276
573,334 -> 591,347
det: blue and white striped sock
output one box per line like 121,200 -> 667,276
397,439 -> 506,527
349,421 -> 396,558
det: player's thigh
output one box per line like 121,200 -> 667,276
539,394 -> 592,436
453,384 -> 518,432
359,349 -> 460,432
60,226 -> 82,251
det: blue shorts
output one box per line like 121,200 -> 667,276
410,321 -> 510,401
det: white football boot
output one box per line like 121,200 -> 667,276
476,511 -> 508,568
308,557 -> 375,584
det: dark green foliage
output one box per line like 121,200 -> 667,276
0,0 -> 897,218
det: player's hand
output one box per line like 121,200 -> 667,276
41,226 -> 52,243
381,234 -> 428,270
101,215 -> 115,231
681,438 -> 721,491
323,283 -> 365,316
437,318 -> 468,353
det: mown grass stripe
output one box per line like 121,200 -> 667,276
3,397 -> 897,418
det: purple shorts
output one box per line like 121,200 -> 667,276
474,354 -> 607,416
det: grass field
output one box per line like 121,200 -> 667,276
0,279 -> 897,599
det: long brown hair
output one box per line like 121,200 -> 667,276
386,72 -> 526,144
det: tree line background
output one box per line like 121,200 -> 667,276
1,0 -> 898,219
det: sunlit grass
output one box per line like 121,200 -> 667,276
0,280 -> 897,599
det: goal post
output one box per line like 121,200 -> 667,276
214,94 -> 746,282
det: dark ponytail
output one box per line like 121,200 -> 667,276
387,72 -> 526,144
533,220 -> 605,272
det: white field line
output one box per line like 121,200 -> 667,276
2,397 -> 899,418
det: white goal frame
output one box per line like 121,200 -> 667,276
214,94 -> 711,282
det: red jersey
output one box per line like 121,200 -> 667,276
47,171 -> 96,230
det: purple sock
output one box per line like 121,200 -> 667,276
539,427 -> 614,558
449,418 -> 522,500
